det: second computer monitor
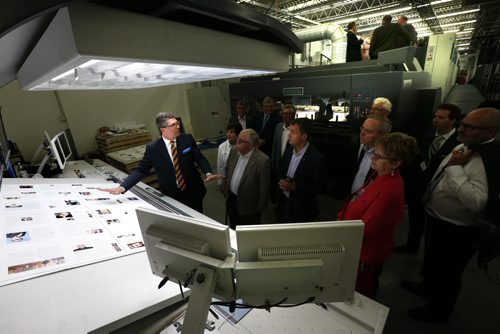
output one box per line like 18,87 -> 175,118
50,131 -> 72,170
235,220 -> 364,305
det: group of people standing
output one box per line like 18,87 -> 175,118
346,14 -> 418,62
99,96 -> 500,325
219,98 -> 326,229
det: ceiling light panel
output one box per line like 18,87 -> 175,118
17,3 -> 291,90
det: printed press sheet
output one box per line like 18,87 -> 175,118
0,180 -> 155,286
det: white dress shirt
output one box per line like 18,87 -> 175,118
283,143 -> 309,198
425,143 -> 489,226
238,116 -> 247,130
230,148 -> 254,195
280,124 -> 291,156
162,137 -> 176,162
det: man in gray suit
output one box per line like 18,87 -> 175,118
224,129 -> 271,230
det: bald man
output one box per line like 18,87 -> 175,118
404,108 -> 500,322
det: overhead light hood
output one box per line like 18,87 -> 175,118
17,3 -> 293,90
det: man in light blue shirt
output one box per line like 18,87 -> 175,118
350,115 -> 392,194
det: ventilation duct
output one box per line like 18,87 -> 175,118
17,3 -> 294,90
294,23 -> 347,64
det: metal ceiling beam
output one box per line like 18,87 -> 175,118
236,0 -> 500,54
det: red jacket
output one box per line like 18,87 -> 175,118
338,172 -> 404,266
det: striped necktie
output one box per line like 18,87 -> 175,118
428,135 -> 444,161
170,140 -> 186,191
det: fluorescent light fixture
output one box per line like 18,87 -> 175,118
417,0 -> 452,7
358,6 -> 412,21
18,3 -> 291,90
29,60 -> 277,90
437,20 -> 477,28
436,8 -> 480,19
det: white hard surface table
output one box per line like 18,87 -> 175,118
0,251 -> 183,334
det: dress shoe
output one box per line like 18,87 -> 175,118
393,244 -> 418,254
407,306 -> 449,323
400,280 -> 428,296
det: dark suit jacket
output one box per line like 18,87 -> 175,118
256,112 -> 281,157
227,115 -> 257,130
279,144 -> 326,221
404,130 -> 460,198
346,31 -> 363,62
402,23 -> 418,45
419,130 -> 460,185
369,23 -> 411,59
224,148 -> 270,215
270,122 -> 291,173
121,134 -> 212,201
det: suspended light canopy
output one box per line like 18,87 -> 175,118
17,3 -> 298,90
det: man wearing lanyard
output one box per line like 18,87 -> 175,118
395,104 -> 461,254
403,108 -> 500,322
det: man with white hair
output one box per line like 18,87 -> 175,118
370,97 -> 392,117
224,129 -> 270,229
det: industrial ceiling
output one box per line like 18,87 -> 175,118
234,0 -> 500,54
1,0 -> 499,88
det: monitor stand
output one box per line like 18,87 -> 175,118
181,265 -> 217,334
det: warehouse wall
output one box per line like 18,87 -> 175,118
0,80 -> 196,160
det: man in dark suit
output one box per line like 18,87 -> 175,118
99,112 -> 217,213
369,15 -> 411,59
227,100 -> 256,130
397,15 -> 418,46
224,129 -> 270,230
277,118 -> 326,223
256,97 -> 281,157
349,115 -> 392,197
395,104 -> 461,253
270,104 -> 296,202
346,21 -> 364,62
403,108 -> 500,322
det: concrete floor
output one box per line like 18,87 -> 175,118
200,84 -> 499,333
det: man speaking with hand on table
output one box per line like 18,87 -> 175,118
99,112 -> 218,213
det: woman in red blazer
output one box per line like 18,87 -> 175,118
338,132 -> 418,298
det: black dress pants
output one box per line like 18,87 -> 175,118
422,214 -> 479,315
226,193 -> 261,230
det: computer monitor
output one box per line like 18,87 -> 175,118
50,131 -> 72,170
136,207 -> 235,334
235,220 -> 364,306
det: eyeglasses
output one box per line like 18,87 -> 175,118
372,151 -> 392,161
458,122 -> 493,131
162,121 -> 180,129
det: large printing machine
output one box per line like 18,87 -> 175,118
0,159 -> 389,334
229,46 -> 442,197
